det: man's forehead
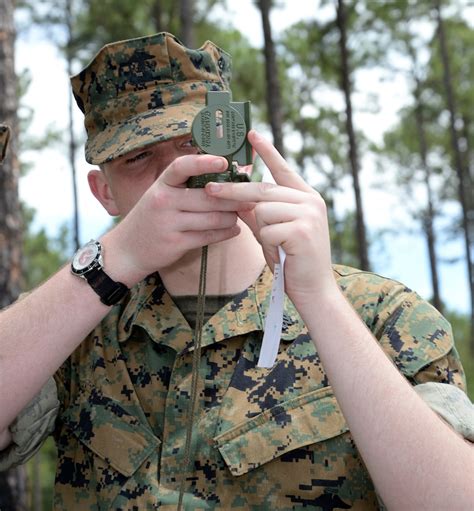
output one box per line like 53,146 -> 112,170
101,134 -> 194,171
119,134 -> 191,160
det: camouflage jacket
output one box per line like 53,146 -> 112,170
53,265 -> 466,510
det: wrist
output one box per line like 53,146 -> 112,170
71,239 -> 131,305
100,231 -> 149,288
293,276 -> 345,325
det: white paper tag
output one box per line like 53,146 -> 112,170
258,246 -> 286,368
257,164 -> 286,368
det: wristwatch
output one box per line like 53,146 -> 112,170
71,240 -> 129,306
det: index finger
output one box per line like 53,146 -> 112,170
248,130 -> 314,193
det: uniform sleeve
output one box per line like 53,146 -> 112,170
363,278 -> 467,390
415,382 -> 474,442
0,377 -> 59,470
369,279 -> 473,441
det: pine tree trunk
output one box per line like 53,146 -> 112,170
257,0 -> 285,158
151,0 -> 163,31
179,0 -> 194,47
461,114 -> 473,196
435,2 -> 474,349
335,0 -> 370,270
413,78 -> 443,313
0,0 -> 28,509
151,1 -> 177,34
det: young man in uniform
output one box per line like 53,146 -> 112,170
0,33 -> 472,510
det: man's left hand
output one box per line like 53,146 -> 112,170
205,129 -> 338,312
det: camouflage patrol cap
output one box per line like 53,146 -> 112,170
71,32 -> 232,165
0,125 -> 10,164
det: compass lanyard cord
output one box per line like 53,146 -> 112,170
177,244 -> 208,511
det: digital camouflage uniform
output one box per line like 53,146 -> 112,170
52,265 -> 465,510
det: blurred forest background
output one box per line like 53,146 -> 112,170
0,0 -> 473,508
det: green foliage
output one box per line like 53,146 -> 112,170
16,69 -> 63,177
378,104 -> 445,194
75,1 -> 265,106
25,437 -> 57,511
69,0 -> 232,65
373,2 -> 473,250
425,16 -> 474,207
428,17 -> 474,115
21,205 -> 70,291
328,209 -> 361,268
195,25 -> 266,111
280,16 -> 370,265
28,0 -> 267,118
73,0 -> 166,60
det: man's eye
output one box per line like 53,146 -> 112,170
126,151 -> 152,165
181,139 -> 194,148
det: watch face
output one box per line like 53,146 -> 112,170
73,241 -> 100,272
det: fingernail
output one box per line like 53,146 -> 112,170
207,183 -> 222,193
213,159 -> 226,170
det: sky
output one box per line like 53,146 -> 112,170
15,0 -> 472,314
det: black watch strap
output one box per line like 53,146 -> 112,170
84,267 -> 129,306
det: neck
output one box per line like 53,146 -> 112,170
159,221 -> 266,296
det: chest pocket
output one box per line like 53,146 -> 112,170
212,387 -> 380,509
214,386 -> 348,476
57,389 -> 160,510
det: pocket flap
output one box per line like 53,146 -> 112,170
214,386 -> 348,476
61,389 -> 160,477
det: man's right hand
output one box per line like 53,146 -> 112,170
0,150 -> 253,436
103,153 -> 253,286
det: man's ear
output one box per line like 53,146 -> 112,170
87,169 -> 120,216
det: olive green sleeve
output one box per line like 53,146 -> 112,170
0,377 -> 59,470
415,382 -> 474,441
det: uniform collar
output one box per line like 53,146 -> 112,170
117,266 -> 306,354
